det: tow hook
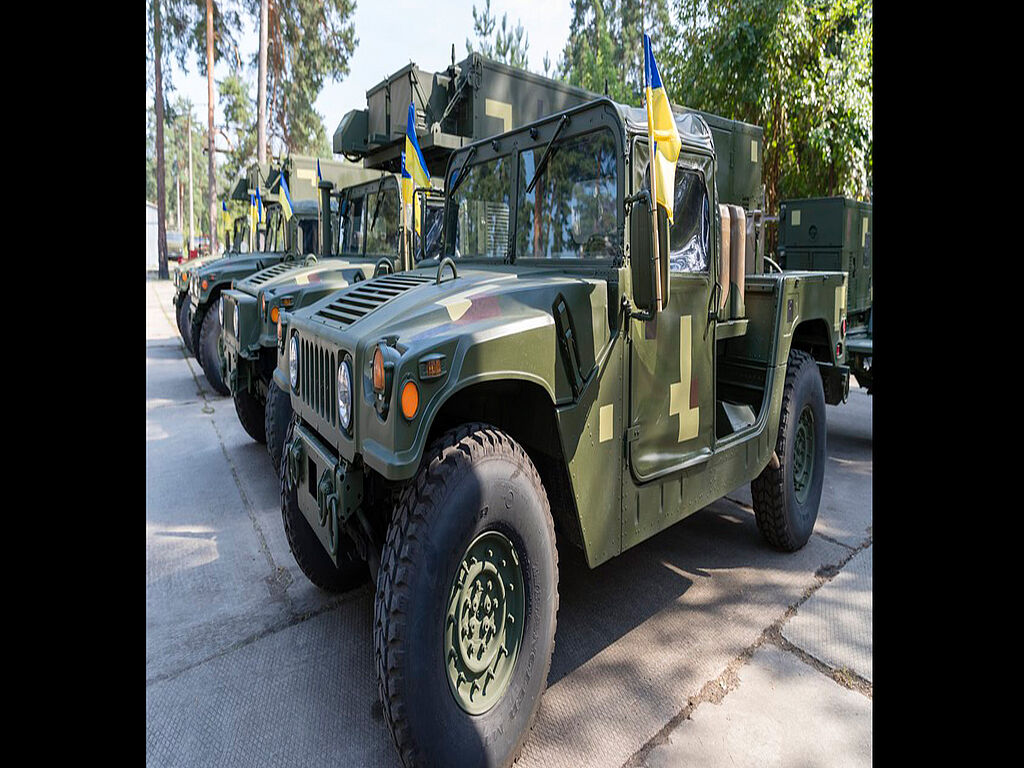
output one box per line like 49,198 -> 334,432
285,435 -> 305,489
317,469 -> 340,556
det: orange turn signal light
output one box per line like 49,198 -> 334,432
400,381 -> 419,419
372,347 -> 385,393
201,279 -> 209,290
271,306 -> 280,324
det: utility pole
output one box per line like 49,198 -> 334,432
206,0 -> 217,255
153,0 -> 169,279
258,0 -> 268,163
188,110 -> 195,255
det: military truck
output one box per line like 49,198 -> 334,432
173,165 -> 263,355
186,155 -> 371,394
778,196 -> 871,392
271,98 -> 849,767
222,171 -> 443,468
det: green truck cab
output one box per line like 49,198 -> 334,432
778,196 -> 871,392
186,156 -> 370,394
271,98 -> 849,767
222,172 -> 445,469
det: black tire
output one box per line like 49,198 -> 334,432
177,297 -> 194,355
198,302 -> 230,395
280,415 -> 368,592
751,349 -> 827,551
233,387 -> 267,444
265,379 -> 292,471
374,423 -> 558,768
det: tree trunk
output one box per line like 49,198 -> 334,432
258,0 -> 268,163
206,0 -> 217,254
154,0 -> 169,279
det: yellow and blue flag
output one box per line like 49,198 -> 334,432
404,103 -> 431,191
221,199 -> 230,232
280,174 -> 294,221
400,151 -> 422,235
317,158 -> 323,184
643,33 -> 681,223
255,187 -> 264,225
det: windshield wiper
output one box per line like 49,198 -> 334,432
447,145 -> 478,198
526,114 -> 570,195
368,177 -> 386,233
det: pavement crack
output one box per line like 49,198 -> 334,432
621,536 -> 873,768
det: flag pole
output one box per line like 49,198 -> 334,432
644,32 -> 664,312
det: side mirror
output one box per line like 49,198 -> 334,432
627,190 -> 670,316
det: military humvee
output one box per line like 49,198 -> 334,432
186,156 -> 371,394
222,172 -> 445,469
172,168 -> 255,356
271,98 -> 849,767
778,196 -> 871,392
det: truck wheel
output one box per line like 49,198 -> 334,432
751,349 -> 827,551
265,380 -> 292,472
374,423 -> 558,768
198,304 -> 230,396
233,387 -> 267,444
176,298 -> 193,355
280,415 -> 368,592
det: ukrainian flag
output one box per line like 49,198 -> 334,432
643,33 -> 681,223
280,174 -> 294,221
249,193 -> 258,234
221,199 -> 230,233
404,103 -> 431,190
255,186 -> 264,224
400,152 -> 421,236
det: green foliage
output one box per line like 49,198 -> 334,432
218,65 -> 257,184
558,0 -> 872,212
146,97 -> 235,243
466,0 -> 530,69
163,0 -> 244,77
559,0 -> 674,102
666,0 -> 872,210
255,0 -> 358,154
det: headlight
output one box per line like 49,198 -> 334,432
233,305 -> 240,339
218,296 -> 224,325
289,335 -> 299,391
260,292 -> 266,319
338,359 -> 352,430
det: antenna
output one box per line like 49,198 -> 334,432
451,44 -> 456,67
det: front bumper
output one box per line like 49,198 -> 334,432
283,420 -> 365,567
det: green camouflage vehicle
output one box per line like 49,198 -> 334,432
273,98 -> 849,767
222,171 -> 444,468
172,169 -> 255,355
778,196 -> 871,392
186,156 -> 368,394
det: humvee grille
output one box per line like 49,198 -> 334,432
313,272 -> 434,328
300,337 -> 337,429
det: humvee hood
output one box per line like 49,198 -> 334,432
300,265 -> 608,356
235,257 -> 366,296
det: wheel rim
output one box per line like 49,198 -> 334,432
444,530 -> 525,715
792,405 -> 815,504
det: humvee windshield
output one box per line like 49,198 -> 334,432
364,186 -> 400,255
339,195 -> 365,255
446,128 -> 619,261
418,196 -> 445,260
297,218 -> 317,255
